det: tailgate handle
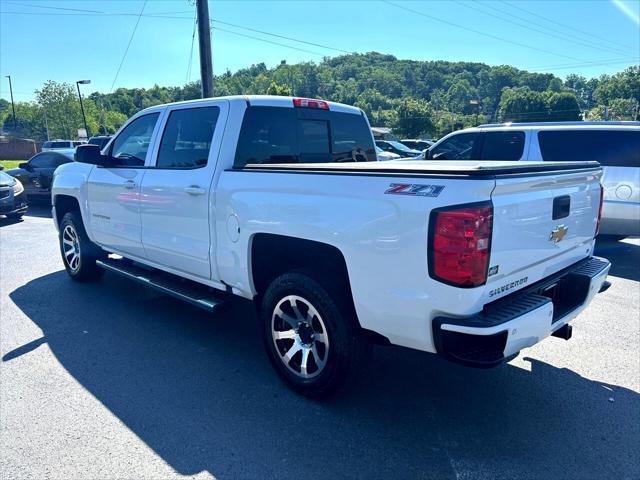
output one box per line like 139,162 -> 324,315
552,195 -> 571,220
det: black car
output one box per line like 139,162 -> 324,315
0,171 -> 28,219
6,151 -> 74,203
375,140 -> 422,158
87,135 -> 113,150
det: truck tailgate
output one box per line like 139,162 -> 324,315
485,164 -> 602,301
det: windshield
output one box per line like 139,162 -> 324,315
388,141 -> 416,152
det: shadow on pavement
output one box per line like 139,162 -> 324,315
7,271 -> 640,479
595,237 -> 640,282
0,216 -> 24,227
23,202 -> 53,219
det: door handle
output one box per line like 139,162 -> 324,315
184,186 -> 206,196
123,180 -> 136,189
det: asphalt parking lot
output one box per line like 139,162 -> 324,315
1,205 -> 638,480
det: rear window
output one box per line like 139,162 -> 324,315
234,106 -> 375,167
538,130 -> 640,167
480,131 -> 525,160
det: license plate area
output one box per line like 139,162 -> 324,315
533,273 -> 590,322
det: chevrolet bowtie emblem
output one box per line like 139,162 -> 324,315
549,225 -> 568,243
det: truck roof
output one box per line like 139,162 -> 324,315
138,95 -> 363,116
476,121 -> 640,130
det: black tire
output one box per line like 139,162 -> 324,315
59,211 -> 105,282
260,271 -> 370,397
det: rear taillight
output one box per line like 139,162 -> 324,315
429,202 -> 493,288
293,97 -> 329,110
596,183 -> 604,236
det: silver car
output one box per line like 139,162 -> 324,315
425,122 -> 640,239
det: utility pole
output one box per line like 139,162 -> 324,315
5,75 -> 17,131
196,0 -> 214,98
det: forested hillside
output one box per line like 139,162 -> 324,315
2,52 -> 638,140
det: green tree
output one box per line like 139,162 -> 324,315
499,87 -> 549,122
36,81 -> 84,139
393,98 -> 434,137
266,81 -> 293,96
547,91 -> 581,121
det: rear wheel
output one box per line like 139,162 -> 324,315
260,271 -> 369,397
59,211 -> 105,282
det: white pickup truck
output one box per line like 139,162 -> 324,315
51,95 -> 611,396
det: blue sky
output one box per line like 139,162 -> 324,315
1,0 -> 639,102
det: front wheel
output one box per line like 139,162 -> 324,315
59,211 -> 105,282
260,272 -> 369,397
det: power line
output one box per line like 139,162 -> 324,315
186,13 -> 197,84
0,9 -> 349,55
211,19 -> 352,54
382,0 -> 587,62
211,26 -> 325,57
500,0 -> 635,51
110,0 -> 147,92
455,0 -> 630,57
3,1 -> 191,16
528,59 -> 637,72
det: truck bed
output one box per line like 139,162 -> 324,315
238,160 -> 601,177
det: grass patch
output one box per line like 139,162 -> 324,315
0,160 -> 25,171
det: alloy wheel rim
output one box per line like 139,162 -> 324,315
271,295 -> 329,379
62,225 -> 81,273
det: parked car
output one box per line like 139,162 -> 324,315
6,150 -> 74,202
401,139 -> 434,150
0,171 -> 27,219
375,140 -> 421,158
376,146 -> 401,161
87,135 -> 113,150
42,139 -> 84,151
52,96 -> 610,397
424,122 -> 640,239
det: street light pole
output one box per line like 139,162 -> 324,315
76,79 -> 91,138
5,75 -> 17,131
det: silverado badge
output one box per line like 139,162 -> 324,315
549,225 -> 568,243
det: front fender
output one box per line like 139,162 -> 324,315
52,162 -> 95,239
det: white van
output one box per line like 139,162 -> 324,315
425,122 -> 640,239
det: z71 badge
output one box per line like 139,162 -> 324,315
385,183 -> 445,197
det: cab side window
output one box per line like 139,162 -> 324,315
480,131 -> 525,160
156,107 -> 220,168
430,133 -> 480,160
110,113 -> 160,166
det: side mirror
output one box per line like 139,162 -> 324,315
19,162 -> 30,170
75,144 -> 109,166
425,149 -> 433,160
